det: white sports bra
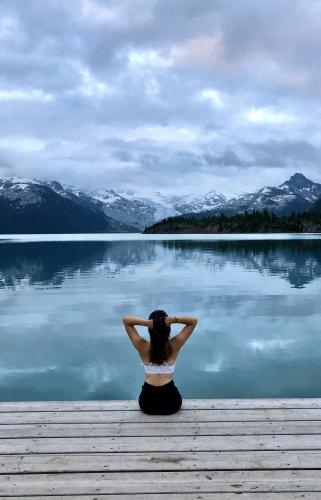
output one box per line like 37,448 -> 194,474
141,361 -> 176,374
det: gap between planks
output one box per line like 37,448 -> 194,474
2,421 -> 321,439
1,398 -> 321,412
2,495 -> 321,500
2,409 -> 321,425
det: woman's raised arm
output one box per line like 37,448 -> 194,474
164,316 -> 197,327
167,316 -> 198,350
122,316 -> 152,351
123,316 -> 153,328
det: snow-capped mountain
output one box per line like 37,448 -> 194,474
0,177 -> 139,234
248,173 -> 321,214
218,184 -> 311,216
0,177 -> 228,231
1,172 -> 320,234
191,173 -> 321,218
169,191 -> 227,214
86,188 -> 167,229
84,187 -> 227,229
279,172 -> 321,203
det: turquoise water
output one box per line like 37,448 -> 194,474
1,233 -> 321,401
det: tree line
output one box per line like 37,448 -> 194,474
144,208 -> 321,233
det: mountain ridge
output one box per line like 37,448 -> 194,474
0,178 -> 139,234
1,172 -> 321,233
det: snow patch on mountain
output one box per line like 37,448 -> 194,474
1,172 -> 321,229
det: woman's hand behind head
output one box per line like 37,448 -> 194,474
164,316 -> 174,326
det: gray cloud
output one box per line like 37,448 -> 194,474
242,139 -> 321,168
1,0 -> 321,195
202,150 -> 246,168
0,154 -> 14,175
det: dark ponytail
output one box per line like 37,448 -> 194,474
148,309 -> 172,364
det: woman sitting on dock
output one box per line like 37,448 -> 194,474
123,310 -> 198,415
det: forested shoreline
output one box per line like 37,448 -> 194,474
144,209 -> 321,233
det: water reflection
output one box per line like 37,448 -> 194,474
161,239 -> 321,288
0,241 -> 157,289
1,236 -> 321,401
1,239 -> 321,290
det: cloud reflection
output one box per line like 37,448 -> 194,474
1,236 -> 321,400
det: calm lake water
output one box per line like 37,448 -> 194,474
1,233 -> 321,401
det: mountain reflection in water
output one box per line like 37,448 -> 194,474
1,236 -> 321,401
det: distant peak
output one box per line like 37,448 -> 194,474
258,186 -> 273,194
279,172 -> 313,189
49,180 -> 64,191
290,173 -> 309,182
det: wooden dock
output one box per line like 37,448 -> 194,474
1,398 -> 321,498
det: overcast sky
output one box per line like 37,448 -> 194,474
1,0 -> 321,197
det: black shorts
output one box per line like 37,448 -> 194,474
138,379 -> 182,415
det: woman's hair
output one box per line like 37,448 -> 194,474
148,309 -> 172,364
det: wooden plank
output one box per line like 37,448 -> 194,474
1,398 -> 321,412
2,420 -> 321,438
1,399 -> 321,498
1,470 -> 321,495
3,450 -> 321,474
1,408 -> 321,424
2,495 -> 321,500
1,434 -> 321,454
